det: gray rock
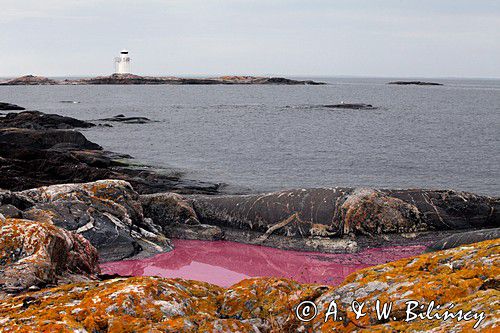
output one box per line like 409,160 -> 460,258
426,228 -> 500,252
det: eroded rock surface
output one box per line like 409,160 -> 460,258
2,180 -> 171,262
142,188 -> 499,252
0,239 -> 497,332
0,218 -> 99,298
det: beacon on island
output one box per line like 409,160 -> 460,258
114,50 -> 131,74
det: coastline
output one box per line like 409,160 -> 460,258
0,104 -> 498,332
0,74 -> 326,86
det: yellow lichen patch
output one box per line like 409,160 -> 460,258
218,277 -> 332,331
0,277 -> 224,332
304,238 -> 499,332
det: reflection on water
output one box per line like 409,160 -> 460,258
101,240 -> 426,287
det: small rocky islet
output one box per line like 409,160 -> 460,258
0,105 -> 498,331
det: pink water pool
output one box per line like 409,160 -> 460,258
100,239 -> 426,287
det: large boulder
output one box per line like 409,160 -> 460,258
1,180 -> 171,262
142,188 -> 499,252
18,180 -> 172,261
0,218 -> 99,298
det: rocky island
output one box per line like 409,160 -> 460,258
388,80 -> 443,86
0,104 -> 498,331
0,74 -> 325,86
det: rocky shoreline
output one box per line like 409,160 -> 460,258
0,104 -> 498,331
0,74 -> 325,86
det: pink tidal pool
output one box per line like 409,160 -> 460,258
100,239 -> 426,287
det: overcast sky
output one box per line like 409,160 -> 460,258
1,0 -> 499,78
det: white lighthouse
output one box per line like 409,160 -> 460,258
114,50 -> 131,74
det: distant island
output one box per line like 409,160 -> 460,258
0,74 -> 325,86
388,80 -> 443,86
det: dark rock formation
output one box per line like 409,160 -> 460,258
0,75 -> 58,85
142,188 -> 499,252
98,114 -> 155,124
0,217 -> 100,297
388,81 -> 443,86
0,111 -> 95,130
19,180 -> 172,261
0,111 -> 220,194
426,227 -> 500,252
1,180 -> 172,262
1,74 -> 325,85
0,102 -> 25,111
323,103 -> 377,110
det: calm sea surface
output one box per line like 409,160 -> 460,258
1,77 -> 499,195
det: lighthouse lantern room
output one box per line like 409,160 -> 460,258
114,50 -> 131,74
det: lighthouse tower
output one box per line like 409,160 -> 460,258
114,50 -> 131,74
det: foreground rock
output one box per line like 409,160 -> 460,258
0,238 -> 497,331
1,180 -> 171,262
388,80 -> 443,86
0,218 -> 99,298
142,188 -> 499,252
1,74 -> 325,85
0,110 -> 220,194
0,102 -> 25,111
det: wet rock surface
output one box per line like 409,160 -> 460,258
0,111 -> 95,130
0,102 -> 25,111
0,238 -> 497,332
143,187 -> 499,252
388,80 -> 443,86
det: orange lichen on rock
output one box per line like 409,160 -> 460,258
0,238 -> 498,332
0,218 -> 99,297
303,238 -> 499,332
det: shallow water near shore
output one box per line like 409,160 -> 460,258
1,77 -> 498,195
100,239 -> 427,287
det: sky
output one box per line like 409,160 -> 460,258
1,0 -> 499,78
